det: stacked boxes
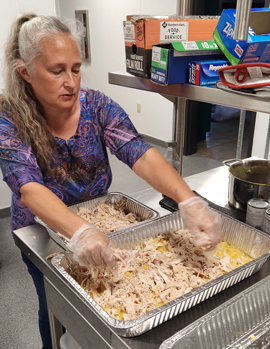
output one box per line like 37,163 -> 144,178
150,40 -> 224,85
123,16 -> 219,78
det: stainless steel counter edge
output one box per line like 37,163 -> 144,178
108,71 -> 270,114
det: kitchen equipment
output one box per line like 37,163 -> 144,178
246,198 -> 268,229
223,158 -> 270,212
35,192 -> 159,249
263,207 -> 270,234
160,275 -> 270,349
60,332 -> 81,349
51,210 -> 270,337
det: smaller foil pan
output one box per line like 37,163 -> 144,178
160,275 -> 270,349
51,210 -> 270,337
35,191 -> 159,249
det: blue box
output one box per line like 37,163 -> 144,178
213,8 -> 270,65
151,40 -> 224,85
188,60 -> 229,86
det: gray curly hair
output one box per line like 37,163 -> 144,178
1,13 -> 84,173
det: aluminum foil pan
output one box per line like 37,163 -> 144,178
35,192 -> 159,249
160,275 -> 270,349
51,210 -> 270,337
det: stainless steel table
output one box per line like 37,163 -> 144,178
13,166 -> 270,349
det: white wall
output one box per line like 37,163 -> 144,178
0,0 -> 58,208
0,1 -> 18,91
58,0 -> 177,141
0,0 -> 59,90
252,112 -> 270,159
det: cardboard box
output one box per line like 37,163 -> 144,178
123,16 -> 219,78
213,8 -> 270,66
188,60 -> 229,86
150,40 -> 224,85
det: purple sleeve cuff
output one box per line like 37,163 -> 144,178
113,136 -> 152,169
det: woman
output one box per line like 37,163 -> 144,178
0,14 -> 221,349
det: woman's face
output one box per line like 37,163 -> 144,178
21,33 -> 82,115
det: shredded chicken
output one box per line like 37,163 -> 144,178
77,200 -> 141,233
71,229 -> 252,321
46,253 -> 59,261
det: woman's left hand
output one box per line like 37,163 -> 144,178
178,196 -> 222,251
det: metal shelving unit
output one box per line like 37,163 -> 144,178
109,71 -> 270,166
108,71 -> 270,114
110,0 -> 270,174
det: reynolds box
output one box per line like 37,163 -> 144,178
151,40 -> 224,85
213,8 -> 270,66
124,15 -> 219,78
188,60 -> 229,86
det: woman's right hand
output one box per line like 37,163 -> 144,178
67,223 -> 117,268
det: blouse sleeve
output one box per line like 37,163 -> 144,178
0,115 -> 44,196
92,91 -> 152,168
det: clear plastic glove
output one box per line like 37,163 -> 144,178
178,196 -> 222,251
67,223 -> 117,268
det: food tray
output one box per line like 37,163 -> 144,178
160,275 -> 270,349
35,192 -> 159,249
51,210 -> 270,337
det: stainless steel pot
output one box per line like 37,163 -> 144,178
223,159 -> 270,212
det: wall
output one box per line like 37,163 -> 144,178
0,0 -> 59,90
58,0 -> 177,141
0,0 -> 58,209
252,113 -> 270,159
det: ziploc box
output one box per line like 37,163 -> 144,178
188,60 -> 229,86
151,40 -> 224,85
124,16 -> 219,78
213,8 -> 270,66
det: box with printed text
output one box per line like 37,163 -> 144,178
150,40 -> 224,85
188,60 -> 229,86
213,8 -> 270,65
123,15 -> 219,78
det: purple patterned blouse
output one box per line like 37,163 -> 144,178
0,87 -> 151,232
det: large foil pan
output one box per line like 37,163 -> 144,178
160,275 -> 270,349
51,210 -> 270,337
35,192 -> 159,249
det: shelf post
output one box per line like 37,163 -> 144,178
264,117 -> 270,159
233,0 -> 252,160
236,110 -> 246,159
176,0 -> 191,16
233,0 -> 252,41
173,97 -> 186,176
173,0 -> 191,176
